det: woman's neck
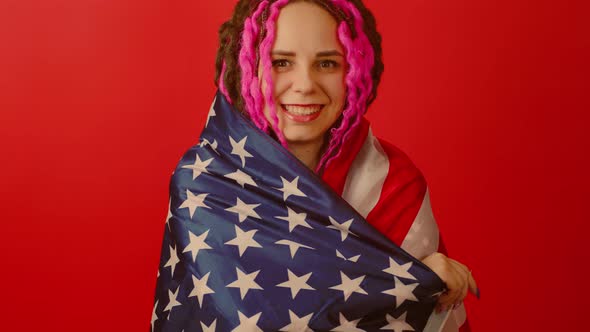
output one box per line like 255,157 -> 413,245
287,139 -> 325,171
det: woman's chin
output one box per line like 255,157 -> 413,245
283,132 -> 324,146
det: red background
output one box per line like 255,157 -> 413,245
1,0 -> 588,330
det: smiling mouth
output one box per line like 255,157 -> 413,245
280,104 -> 324,123
281,104 -> 324,115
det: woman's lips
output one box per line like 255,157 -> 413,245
281,104 -> 323,123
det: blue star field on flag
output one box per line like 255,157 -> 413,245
152,92 -> 446,332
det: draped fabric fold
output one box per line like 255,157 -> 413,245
152,92 -> 446,332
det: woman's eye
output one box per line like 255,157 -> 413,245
318,60 -> 340,70
272,59 -> 290,68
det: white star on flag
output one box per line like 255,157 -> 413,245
279,310 -> 314,332
179,190 -> 211,219
229,136 -> 253,168
232,311 -> 263,332
276,269 -> 315,299
382,257 -> 417,280
227,267 -> 264,300
336,250 -> 361,263
200,319 -> 217,332
275,239 -> 315,258
329,271 -> 368,301
225,197 -> 261,222
224,169 -> 257,188
382,276 -> 419,308
225,225 -> 263,257
327,216 -> 357,241
182,229 -> 212,262
206,101 -> 216,127
274,176 -> 307,201
276,206 -> 313,232
151,300 -> 158,332
200,138 -> 219,154
164,245 -> 180,277
330,312 -> 365,332
163,287 -> 182,312
188,272 -> 215,308
380,312 -> 415,332
181,153 -> 213,180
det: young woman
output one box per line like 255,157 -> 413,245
152,1 -> 478,331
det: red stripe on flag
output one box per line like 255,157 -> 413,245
322,118 -> 370,196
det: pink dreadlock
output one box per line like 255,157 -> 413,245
318,0 -> 375,170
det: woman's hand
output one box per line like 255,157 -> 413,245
421,252 -> 479,312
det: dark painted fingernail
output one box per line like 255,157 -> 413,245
476,287 -> 480,299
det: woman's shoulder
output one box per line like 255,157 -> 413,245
322,120 -> 426,196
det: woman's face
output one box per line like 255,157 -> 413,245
261,1 -> 346,147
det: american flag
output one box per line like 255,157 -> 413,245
151,92 -> 446,332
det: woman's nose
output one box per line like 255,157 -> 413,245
291,68 -> 315,94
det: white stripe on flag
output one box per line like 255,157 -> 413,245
341,128 -> 389,218
401,189 -> 440,260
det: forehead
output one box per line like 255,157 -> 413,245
273,2 -> 343,53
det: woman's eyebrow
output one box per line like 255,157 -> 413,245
272,50 -> 295,56
316,50 -> 343,57
271,50 -> 344,57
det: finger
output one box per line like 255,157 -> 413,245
448,260 -> 469,303
422,253 -> 465,311
436,271 -> 458,312
449,258 -> 479,298
467,270 -> 479,299
422,253 -> 453,304
444,260 -> 468,303
438,267 -> 465,308
449,258 -> 479,299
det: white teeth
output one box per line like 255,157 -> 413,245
283,105 -> 322,115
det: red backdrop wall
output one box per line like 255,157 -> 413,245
1,0 -> 588,330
